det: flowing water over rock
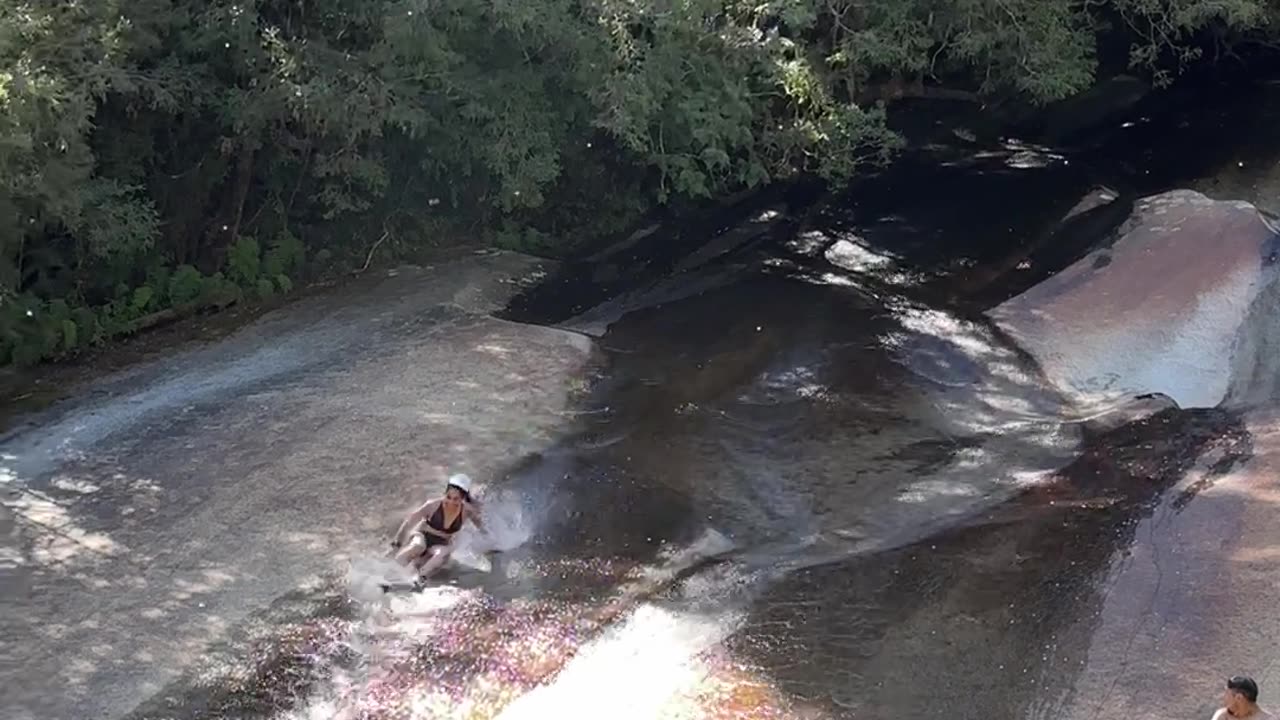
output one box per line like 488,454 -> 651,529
9,82 -> 1280,720
223,250 -> 1086,720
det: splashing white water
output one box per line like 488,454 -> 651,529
452,487 -> 534,571
494,603 -> 742,720
490,529 -> 751,719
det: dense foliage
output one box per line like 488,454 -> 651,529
2,0 -> 1277,366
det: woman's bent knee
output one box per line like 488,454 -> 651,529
398,535 -> 427,557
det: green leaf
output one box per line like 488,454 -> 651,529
169,266 -> 204,306
255,278 -> 275,300
61,319 -> 78,352
131,285 -> 155,312
227,236 -> 262,288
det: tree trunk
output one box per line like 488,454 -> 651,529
197,140 -> 257,272
227,142 -> 258,243
284,144 -> 312,221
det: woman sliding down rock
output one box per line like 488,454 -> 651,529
389,473 -> 489,581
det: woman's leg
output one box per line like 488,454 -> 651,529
416,544 -> 453,578
394,534 -> 428,565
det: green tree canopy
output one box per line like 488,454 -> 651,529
2,0 -> 1277,365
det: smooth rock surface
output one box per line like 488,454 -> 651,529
989,190 -> 1280,409
0,252 -> 593,720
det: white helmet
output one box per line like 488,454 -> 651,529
446,473 -> 473,496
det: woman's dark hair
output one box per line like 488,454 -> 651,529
446,483 -> 471,503
1228,676 -> 1260,703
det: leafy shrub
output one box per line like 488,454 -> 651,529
61,319 -> 78,352
72,307 -> 101,345
255,278 -> 275,300
263,232 -> 306,279
144,264 -> 172,305
168,265 -> 204,306
199,273 -> 242,308
130,285 -> 155,313
227,236 -> 262,288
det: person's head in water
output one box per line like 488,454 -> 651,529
443,473 -> 472,508
1225,676 -> 1261,715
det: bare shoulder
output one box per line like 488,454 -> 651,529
1209,710 -> 1228,720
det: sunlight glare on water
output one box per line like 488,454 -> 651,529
494,604 -> 744,720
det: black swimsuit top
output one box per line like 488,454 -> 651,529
426,503 -> 464,535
